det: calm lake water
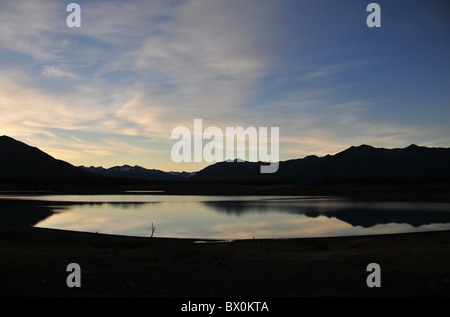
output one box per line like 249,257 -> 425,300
1,194 -> 450,239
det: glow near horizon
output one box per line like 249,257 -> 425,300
0,0 -> 449,172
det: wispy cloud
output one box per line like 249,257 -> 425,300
0,0 -> 68,61
42,65 -> 79,80
302,62 -> 365,80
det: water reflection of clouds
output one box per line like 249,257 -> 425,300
38,203 -> 163,236
206,216 -> 344,239
205,217 -> 417,240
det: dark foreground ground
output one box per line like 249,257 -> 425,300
0,224 -> 449,297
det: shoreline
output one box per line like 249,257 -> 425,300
1,224 -> 449,297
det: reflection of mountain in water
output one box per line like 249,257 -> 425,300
202,200 -> 279,215
203,200 -> 450,228
65,201 -> 154,209
0,199 -> 156,227
0,200 -> 54,226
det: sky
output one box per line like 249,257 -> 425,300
0,0 -> 449,172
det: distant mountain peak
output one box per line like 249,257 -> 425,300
337,144 -> 378,157
0,135 -> 25,145
0,135 -> 94,179
304,155 -> 319,160
349,144 -> 376,150
79,165 -> 190,181
405,144 -> 424,150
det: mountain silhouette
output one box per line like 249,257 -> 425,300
2,136 -> 450,186
79,165 -> 194,181
0,136 -> 94,179
192,144 -> 450,182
